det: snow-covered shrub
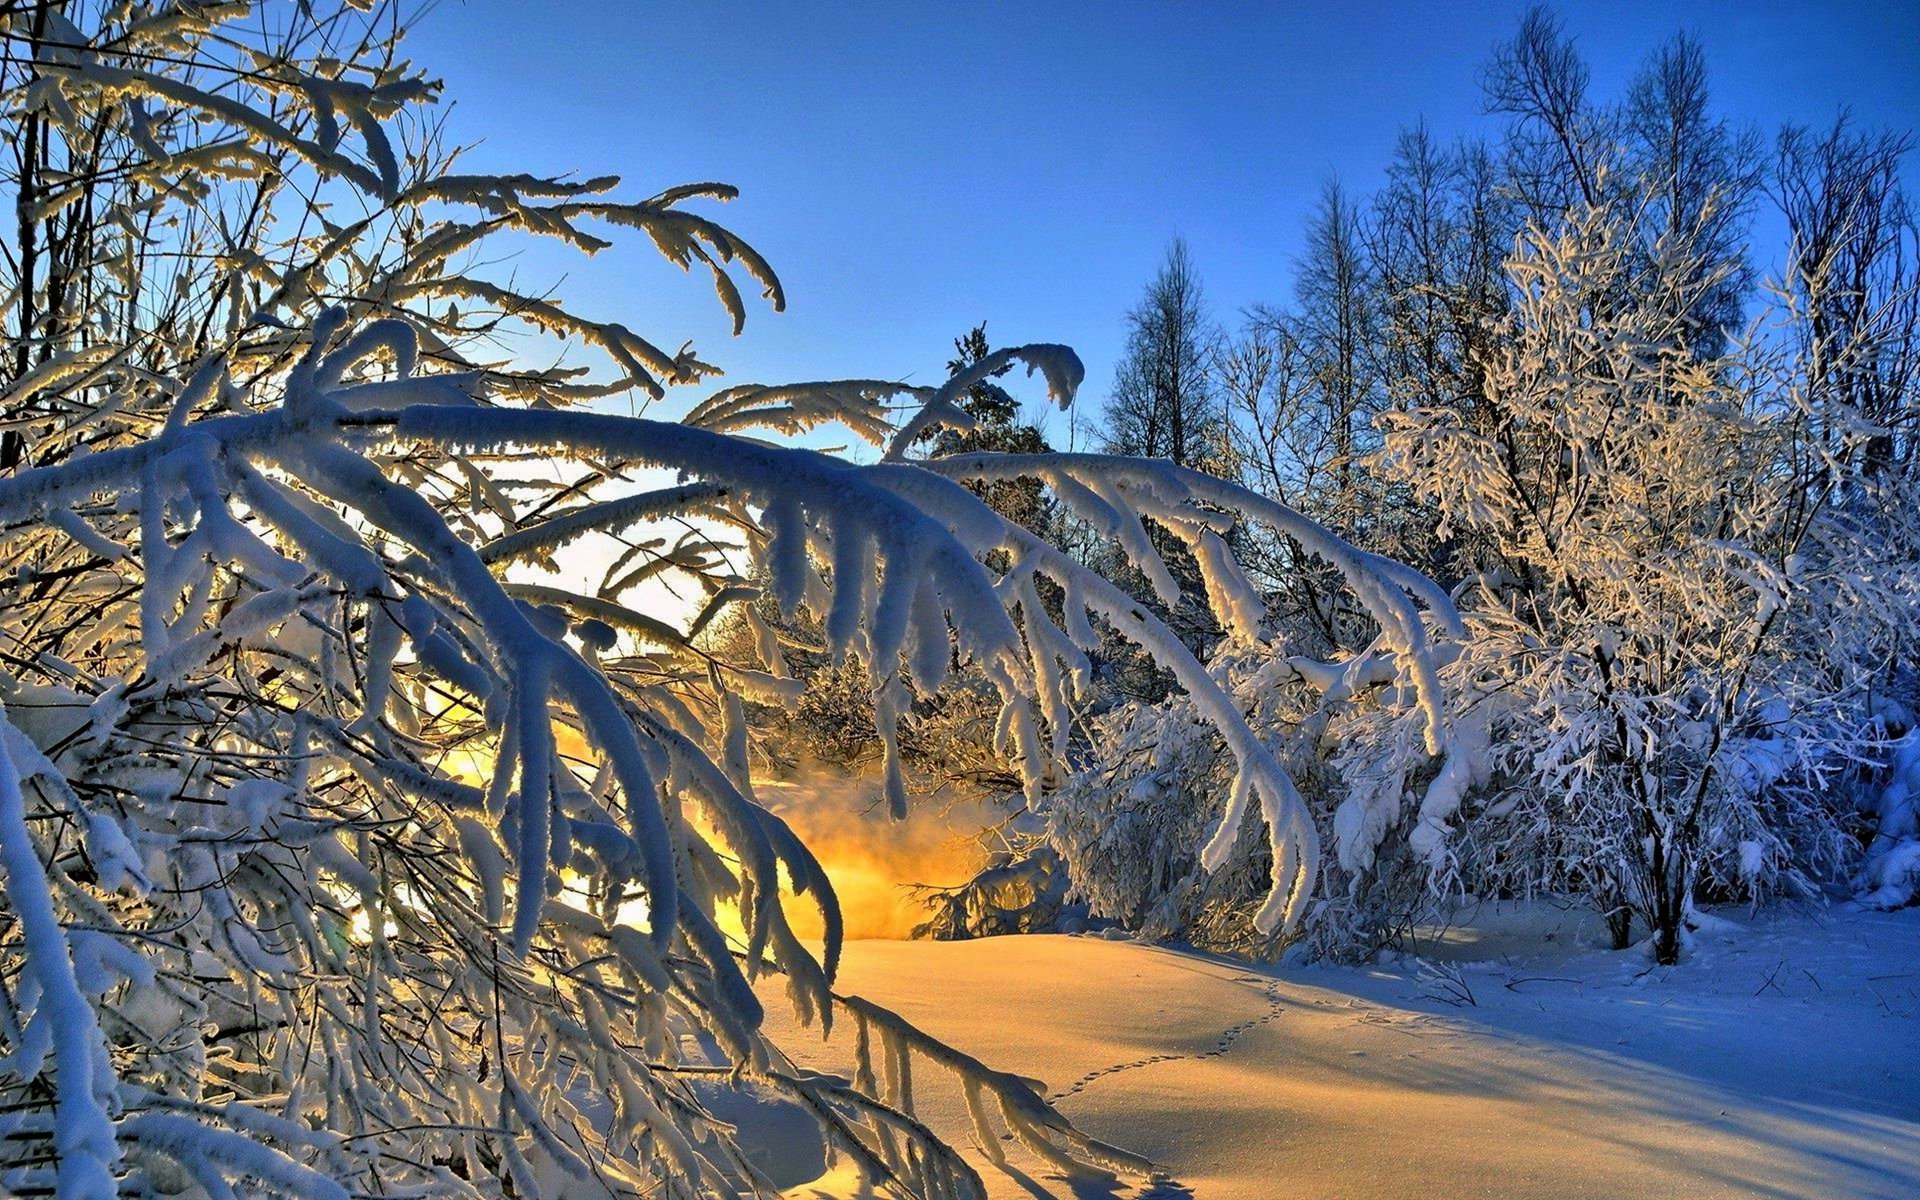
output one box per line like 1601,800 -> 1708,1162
919,450 -> 1463,916
0,4 -> 1462,1195
1046,691 -> 1256,943
911,847 -> 1077,941
1041,641 -> 1461,961
1861,730 -> 1920,909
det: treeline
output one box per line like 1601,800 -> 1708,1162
1096,8 -> 1910,611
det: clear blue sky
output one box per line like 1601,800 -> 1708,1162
410,1 -> 1919,441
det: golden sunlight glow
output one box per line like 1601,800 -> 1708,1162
748,774 -> 990,941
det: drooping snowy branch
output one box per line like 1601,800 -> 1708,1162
0,3 -> 1476,1194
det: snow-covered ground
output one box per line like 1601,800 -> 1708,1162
755,903 -> 1920,1199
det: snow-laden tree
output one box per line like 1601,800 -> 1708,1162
1371,196 -> 1913,963
0,4 -> 1458,1197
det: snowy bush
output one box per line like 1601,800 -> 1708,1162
1861,729 -> 1920,909
910,847 -> 1076,941
1040,641 -> 1463,961
707,598 -> 1018,793
0,4 -> 1467,1196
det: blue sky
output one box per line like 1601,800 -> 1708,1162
410,1 -> 1919,441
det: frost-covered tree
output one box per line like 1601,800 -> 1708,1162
1373,199 -> 1908,963
0,3 -> 1460,1197
1772,118 -> 1920,910
1485,10 -> 1762,357
1091,241 -> 1253,687
1619,31 -> 1762,355
1367,125 -> 1510,423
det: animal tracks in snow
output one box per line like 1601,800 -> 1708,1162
1048,976 -> 1287,1102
